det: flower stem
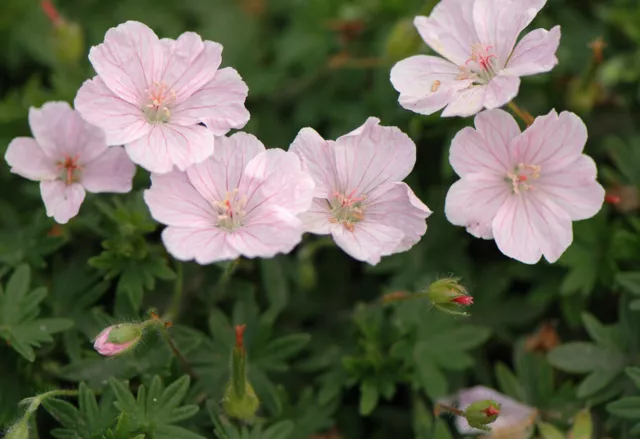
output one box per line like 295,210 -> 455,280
507,101 -> 535,127
162,328 -> 199,380
215,258 -> 240,299
435,403 -> 465,417
168,261 -> 184,321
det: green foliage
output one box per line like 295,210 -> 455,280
0,264 -> 73,361
108,375 -> 203,439
0,0 -> 640,437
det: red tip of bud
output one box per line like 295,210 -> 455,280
235,325 -> 246,349
452,296 -> 474,306
605,194 -> 621,205
41,0 -> 61,25
483,406 -> 500,417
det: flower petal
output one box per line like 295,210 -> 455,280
289,127 -> 338,198
162,226 -> 238,264
125,123 -> 214,173
186,132 -> 264,202
414,1 -> 479,66
366,182 -> 431,252
144,170 -> 216,228
299,198 -> 333,234
175,67 -> 250,136
473,0 -> 547,68
40,181 -> 85,224
5,138 -> 57,181
537,154 -> 605,221
445,175 -> 510,239
484,75 -> 521,109
82,147 -> 136,193
331,221 -> 405,266
88,21 -> 163,105
442,86 -> 487,117
29,101 -> 109,162
514,110 -> 587,174
74,76 -> 151,146
390,55 -> 468,115
492,192 -> 572,264
504,26 -> 561,76
449,109 -> 520,176
228,207 -> 305,259
160,34 -> 222,102
334,118 -> 416,196
241,148 -> 315,215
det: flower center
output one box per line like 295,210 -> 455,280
143,81 -> 176,123
56,154 -> 82,185
213,189 -> 247,231
328,190 -> 366,232
506,163 -> 541,194
456,44 -> 498,85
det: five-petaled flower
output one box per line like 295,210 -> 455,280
75,21 -> 250,173
290,117 -> 432,265
390,0 -> 561,117
444,109 -> 604,264
144,132 -> 315,264
5,102 -> 136,224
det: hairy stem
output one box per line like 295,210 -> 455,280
162,329 -> 199,380
508,101 -> 535,126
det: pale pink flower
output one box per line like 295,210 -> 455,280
445,109 -> 605,264
5,102 -> 136,224
438,386 -> 537,436
75,21 -> 250,173
289,117 -> 431,265
390,0 -> 560,117
144,132 -> 314,264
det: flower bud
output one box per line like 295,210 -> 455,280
222,325 -> 260,420
6,420 -> 29,439
426,277 -> 474,316
464,399 -> 501,432
52,21 -> 85,65
93,323 -> 142,356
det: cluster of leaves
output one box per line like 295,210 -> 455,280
1,0 -> 640,438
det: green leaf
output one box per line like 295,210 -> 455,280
617,272 -> 640,295
577,369 -> 620,398
538,421 -> 565,439
570,409 -> 593,439
495,362 -> 526,402
547,342 -> 623,373
607,397 -> 640,419
109,376 -> 203,438
0,265 -> 74,361
261,421 -> 294,439
626,367 -> 640,390
359,380 -> 379,416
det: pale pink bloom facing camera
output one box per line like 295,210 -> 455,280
390,0 -> 560,117
5,102 -> 136,224
75,21 -> 250,173
144,133 -> 315,264
290,117 -> 432,266
445,109 -> 605,264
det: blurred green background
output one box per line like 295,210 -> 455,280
2,0 -> 640,438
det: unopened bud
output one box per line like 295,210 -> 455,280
53,21 -> 85,64
426,277 -> 474,316
464,399 -> 501,432
6,420 -> 29,439
93,323 -> 142,356
222,325 -> 259,420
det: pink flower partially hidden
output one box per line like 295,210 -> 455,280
75,21 -> 250,173
290,117 -> 432,265
445,109 -> 605,264
390,0 -> 561,117
5,102 -> 136,224
144,133 -> 315,264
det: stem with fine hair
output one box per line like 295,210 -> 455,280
162,328 -> 199,380
507,101 -> 535,126
167,261 -> 184,321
